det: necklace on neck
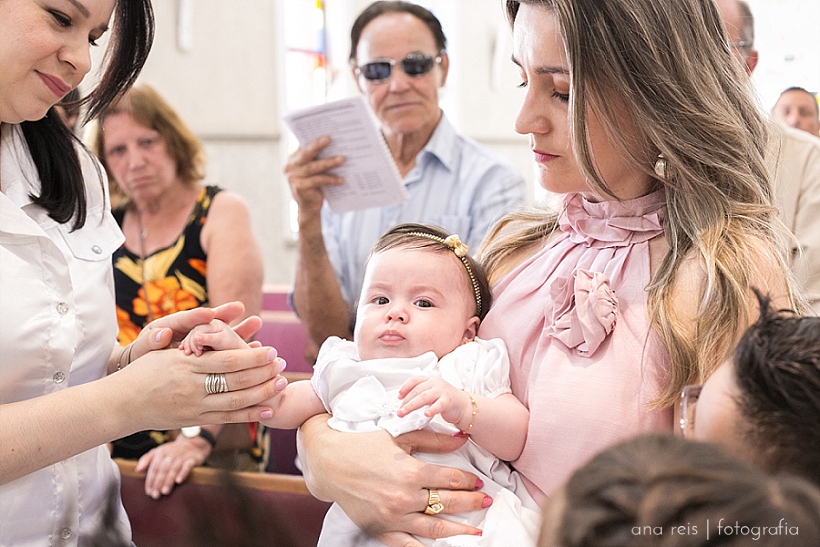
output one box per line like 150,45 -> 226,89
133,209 -> 156,322
135,209 -> 149,254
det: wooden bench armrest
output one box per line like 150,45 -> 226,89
114,458 -> 310,495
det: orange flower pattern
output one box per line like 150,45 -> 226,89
188,258 -> 207,277
110,186 -> 266,466
112,186 -> 217,343
133,277 -> 199,319
116,307 -> 142,345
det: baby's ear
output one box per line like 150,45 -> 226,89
462,316 -> 480,344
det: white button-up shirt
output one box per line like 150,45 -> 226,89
0,124 -> 129,546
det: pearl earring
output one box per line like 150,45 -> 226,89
654,154 -> 667,179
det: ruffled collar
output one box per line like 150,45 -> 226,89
559,189 -> 666,248
543,190 -> 666,356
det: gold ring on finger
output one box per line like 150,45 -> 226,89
424,489 -> 444,515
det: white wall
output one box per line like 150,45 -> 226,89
133,0 -> 290,286
747,0 -> 820,111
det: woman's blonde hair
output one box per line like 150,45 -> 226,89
87,84 -> 206,207
483,0 -> 795,407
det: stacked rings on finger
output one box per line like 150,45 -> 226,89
205,373 -> 228,394
424,489 -> 444,515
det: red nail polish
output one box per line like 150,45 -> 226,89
475,478 -> 484,490
452,431 -> 467,438
475,531 -> 483,537
481,496 -> 493,508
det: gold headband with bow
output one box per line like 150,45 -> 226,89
407,232 -> 482,317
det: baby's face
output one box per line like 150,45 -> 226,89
355,247 -> 478,361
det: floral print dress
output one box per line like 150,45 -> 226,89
110,186 -> 267,468
112,185 -> 218,345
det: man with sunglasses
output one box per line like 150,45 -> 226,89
286,1 -> 527,359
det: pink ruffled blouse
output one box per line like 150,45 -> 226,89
479,190 -> 674,502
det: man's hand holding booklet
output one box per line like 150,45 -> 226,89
284,96 -> 408,213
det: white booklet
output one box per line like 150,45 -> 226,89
283,96 -> 408,214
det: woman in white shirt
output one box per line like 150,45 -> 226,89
0,1 -> 285,545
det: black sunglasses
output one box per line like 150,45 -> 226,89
355,53 -> 441,83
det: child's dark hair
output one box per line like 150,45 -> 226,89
732,289 -> 820,485
371,223 -> 492,320
21,0 -> 154,231
550,434 -> 820,547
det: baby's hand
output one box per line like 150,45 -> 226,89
179,319 -> 249,356
397,376 -> 472,429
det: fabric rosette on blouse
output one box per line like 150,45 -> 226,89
546,269 -> 619,357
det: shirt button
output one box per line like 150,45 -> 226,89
60,527 -> 72,540
56,302 -> 69,315
53,372 -> 65,384
91,245 -> 102,255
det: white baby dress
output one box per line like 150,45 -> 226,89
312,337 -> 540,547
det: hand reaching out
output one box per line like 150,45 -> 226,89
180,318 -> 250,356
397,376 -> 474,432
127,301 -> 262,364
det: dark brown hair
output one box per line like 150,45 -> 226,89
732,291 -> 820,486
21,0 -> 154,230
546,434 -> 820,547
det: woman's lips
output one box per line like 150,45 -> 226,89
37,72 -> 70,98
533,150 -> 559,162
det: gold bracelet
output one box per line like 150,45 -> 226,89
461,391 -> 478,434
116,343 -> 134,372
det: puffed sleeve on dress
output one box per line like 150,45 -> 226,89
437,338 -> 513,400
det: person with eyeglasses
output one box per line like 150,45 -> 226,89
296,0 -> 796,544
285,1 -> 527,362
717,0 -> 820,316
679,290 -> 820,489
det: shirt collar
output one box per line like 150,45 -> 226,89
0,123 -> 38,208
418,113 -> 457,173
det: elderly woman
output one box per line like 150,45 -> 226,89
286,1 -> 527,359
88,84 -> 265,498
296,0 -> 795,544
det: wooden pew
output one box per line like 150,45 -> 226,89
258,284 -> 312,375
117,459 -> 330,547
258,285 -> 315,476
